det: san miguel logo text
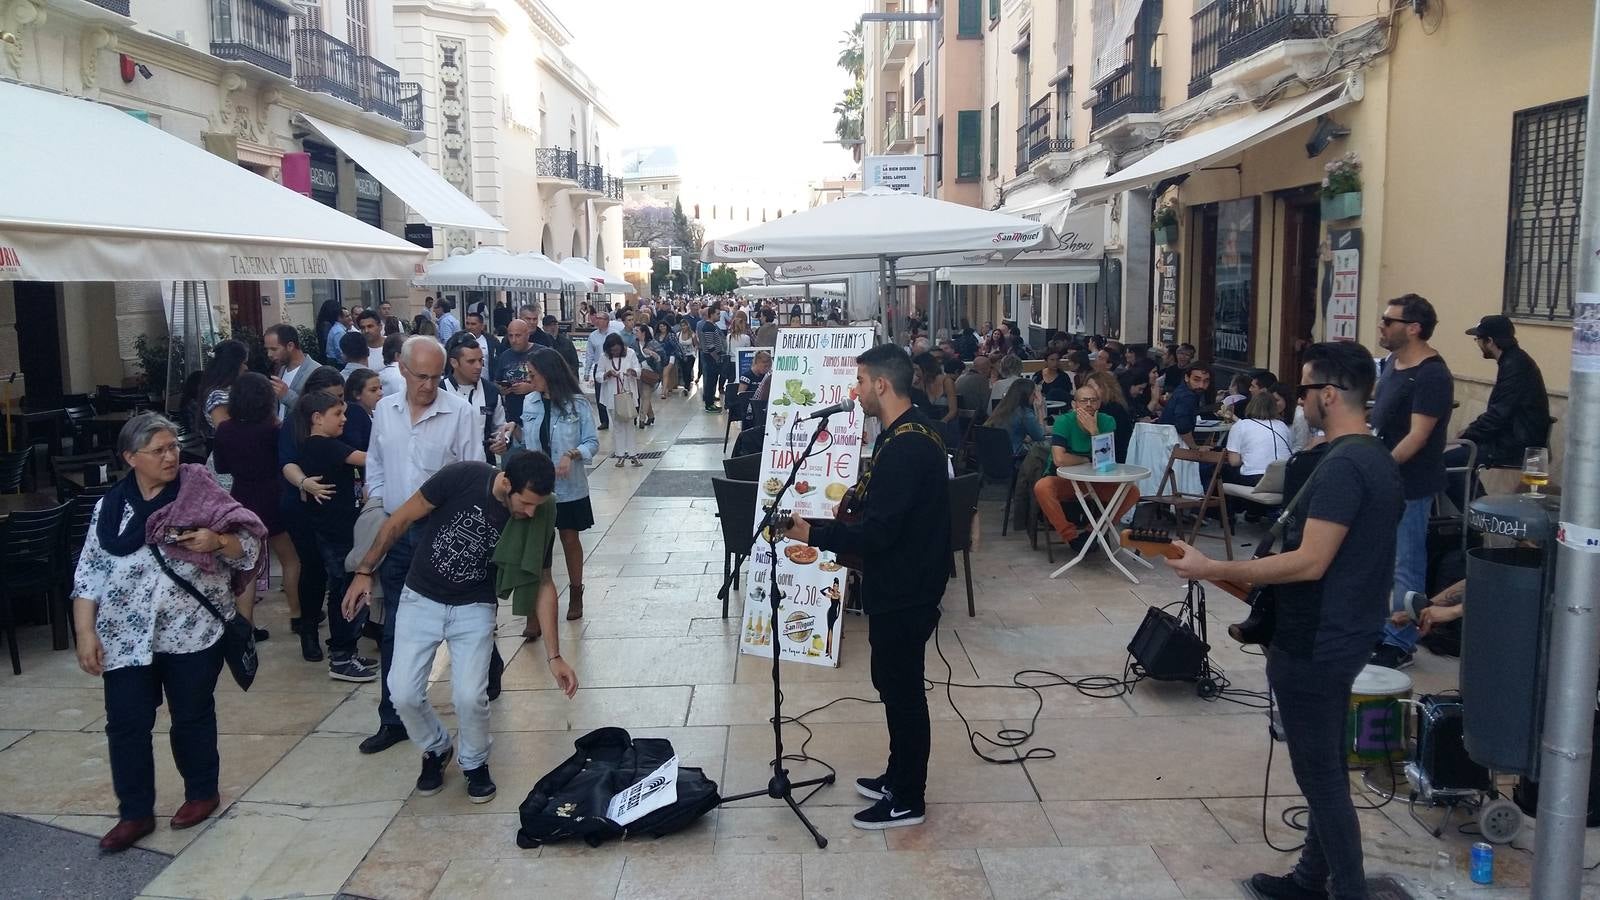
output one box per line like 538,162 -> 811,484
229,255 -> 333,276
992,229 -> 1043,244
0,246 -> 21,270
719,242 -> 765,254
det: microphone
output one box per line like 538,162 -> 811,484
802,398 -> 855,421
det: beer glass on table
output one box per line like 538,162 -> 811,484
1522,446 -> 1550,498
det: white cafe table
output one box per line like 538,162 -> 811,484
1049,463 -> 1155,584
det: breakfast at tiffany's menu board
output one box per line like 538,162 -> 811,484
739,326 -> 874,668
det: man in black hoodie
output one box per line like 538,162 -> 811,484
1444,315 -> 1550,509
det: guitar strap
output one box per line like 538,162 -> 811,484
853,421 -> 946,508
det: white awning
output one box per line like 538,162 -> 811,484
559,257 -> 636,294
735,284 -> 846,299
0,81 -> 426,282
998,158 -> 1112,231
300,114 -> 505,232
413,247 -> 584,291
1071,83 -> 1354,207
940,263 -> 1100,285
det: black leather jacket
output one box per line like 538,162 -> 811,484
1458,345 -> 1551,467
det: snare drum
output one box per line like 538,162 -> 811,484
1347,664 -> 1413,767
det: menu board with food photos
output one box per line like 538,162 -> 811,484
739,326 -> 874,668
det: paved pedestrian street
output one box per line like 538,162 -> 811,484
0,397 -> 1569,898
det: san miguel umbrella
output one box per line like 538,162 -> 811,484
702,187 -> 1055,339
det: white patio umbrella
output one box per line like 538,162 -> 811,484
558,257 -> 636,295
702,187 -> 1054,338
734,283 -> 846,300
413,247 -> 586,292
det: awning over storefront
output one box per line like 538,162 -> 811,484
1070,82 -> 1355,207
0,81 -> 427,282
413,247 -> 584,292
998,160 -> 1113,232
299,114 -> 505,233
940,263 -> 1101,286
559,257 -> 636,294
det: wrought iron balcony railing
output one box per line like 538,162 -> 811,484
579,163 -> 605,192
605,176 -> 624,200
536,148 -> 578,181
1190,0 -> 1335,97
1092,61 -> 1162,131
87,0 -> 130,15
360,56 -> 401,121
209,0 -> 292,79
398,82 -> 422,130
294,28 -> 362,108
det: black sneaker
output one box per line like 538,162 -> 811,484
851,797 -> 924,830
300,628 -> 324,663
416,746 -> 453,796
464,765 -> 496,803
328,656 -> 378,683
252,627 -> 270,642
855,774 -> 890,801
1247,872 -> 1328,899
1369,644 -> 1414,671
354,654 -> 378,669
358,723 -> 408,755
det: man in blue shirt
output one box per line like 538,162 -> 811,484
1157,364 -> 1211,448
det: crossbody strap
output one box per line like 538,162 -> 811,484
148,544 -> 228,625
1268,434 -> 1381,542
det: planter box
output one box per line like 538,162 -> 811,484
1152,224 -> 1177,246
1321,191 -> 1362,221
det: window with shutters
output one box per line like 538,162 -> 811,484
956,110 -> 981,181
958,0 -> 981,37
346,0 -> 369,53
989,0 -> 1000,24
1503,97 -> 1585,321
989,104 -> 1000,178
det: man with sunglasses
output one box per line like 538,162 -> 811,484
1169,341 -> 1402,900
1369,293 -> 1453,670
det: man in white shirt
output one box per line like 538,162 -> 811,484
463,310 -> 491,359
265,323 -> 313,421
584,310 -> 625,430
379,333 -> 405,398
359,336 -> 485,755
443,339 -> 508,462
356,309 -> 386,370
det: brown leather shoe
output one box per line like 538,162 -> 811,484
98,817 -> 155,852
170,795 -> 219,830
565,584 -> 584,621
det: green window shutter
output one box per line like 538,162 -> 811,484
957,109 -> 981,180
989,0 -> 1000,21
958,0 -> 981,36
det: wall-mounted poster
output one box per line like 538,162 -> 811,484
1155,251 -> 1180,347
1322,227 -> 1362,342
1213,199 -> 1254,363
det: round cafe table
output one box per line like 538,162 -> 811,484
1049,462 -> 1154,584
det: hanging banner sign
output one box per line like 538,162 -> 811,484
1323,227 -> 1361,342
739,326 -> 874,668
864,154 -> 926,194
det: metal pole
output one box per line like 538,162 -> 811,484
925,1 -> 941,334
1532,3 -> 1600,894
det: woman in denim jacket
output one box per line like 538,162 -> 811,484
518,349 -> 599,634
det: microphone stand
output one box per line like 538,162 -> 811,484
716,413 -> 838,848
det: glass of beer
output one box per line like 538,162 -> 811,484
1523,446 -> 1550,498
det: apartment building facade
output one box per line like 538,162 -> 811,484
864,0 -> 1584,461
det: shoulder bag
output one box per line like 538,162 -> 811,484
150,544 -> 258,690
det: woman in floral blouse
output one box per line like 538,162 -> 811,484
72,414 -> 264,854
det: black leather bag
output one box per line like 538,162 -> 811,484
151,545 -> 258,691
516,727 -> 721,849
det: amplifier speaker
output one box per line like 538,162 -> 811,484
1415,694 -> 1491,793
1128,606 -> 1210,682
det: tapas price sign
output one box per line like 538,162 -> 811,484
740,327 -> 874,668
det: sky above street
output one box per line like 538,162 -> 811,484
552,0 -> 861,195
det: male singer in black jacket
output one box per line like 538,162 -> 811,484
784,344 -> 950,831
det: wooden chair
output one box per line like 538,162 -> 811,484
1145,446 -> 1235,560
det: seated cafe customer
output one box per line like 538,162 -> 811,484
985,379 -> 1047,458
1032,384 -> 1140,550
72,413 -> 267,852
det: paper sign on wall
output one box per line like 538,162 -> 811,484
740,327 -> 875,668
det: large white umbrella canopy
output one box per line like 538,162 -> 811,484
0,80 -> 426,282
701,187 -> 1054,264
414,247 -> 585,292
735,283 -> 846,300
558,257 -> 636,294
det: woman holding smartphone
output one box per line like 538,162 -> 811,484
598,333 -> 641,467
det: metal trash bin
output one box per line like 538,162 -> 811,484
1460,495 -> 1560,777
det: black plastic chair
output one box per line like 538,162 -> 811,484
49,450 -> 115,495
0,502 -> 69,674
947,473 -> 982,618
62,405 -> 99,453
723,390 -> 752,452
0,446 -> 32,494
63,483 -> 112,565
711,476 -> 758,618
971,425 -> 1020,536
722,452 -> 762,482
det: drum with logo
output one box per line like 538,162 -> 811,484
1347,664 -> 1413,767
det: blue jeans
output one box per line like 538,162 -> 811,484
387,587 -> 497,770
377,524 -> 420,728
1381,496 -> 1431,653
1268,649 -> 1369,900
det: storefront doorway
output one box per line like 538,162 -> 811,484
228,281 -> 264,336
13,282 -> 63,403
1277,188 -> 1321,384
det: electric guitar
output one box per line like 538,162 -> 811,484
1118,528 -> 1251,602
